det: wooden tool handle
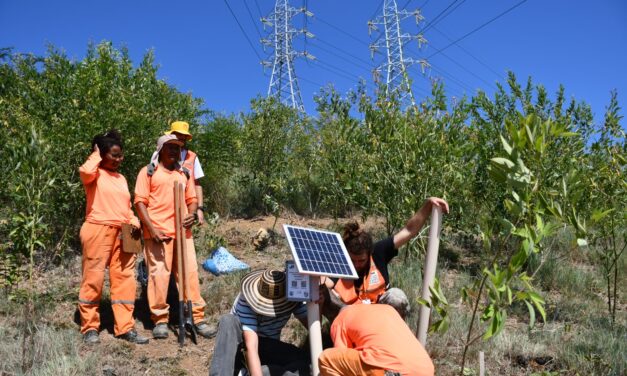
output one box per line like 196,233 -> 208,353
178,182 -> 190,302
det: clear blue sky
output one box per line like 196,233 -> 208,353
1,0 -> 626,124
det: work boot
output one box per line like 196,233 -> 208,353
152,323 -> 169,339
195,322 -> 217,338
118,329 -> 149,344
83,329 -> 100,344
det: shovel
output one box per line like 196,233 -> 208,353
174,181 -> 198,346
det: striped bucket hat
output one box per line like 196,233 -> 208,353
240,269 -> 299,317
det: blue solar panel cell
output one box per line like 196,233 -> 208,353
283,225 -> 358,279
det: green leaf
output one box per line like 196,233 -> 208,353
510,248 -> 528,270
500,135 -> 513,155
560,132 -> 578,137
491,157 -> 515,169
528,291 -> 543,303
512,190 -> 520,202
525,300 -> 536,328
591,208 -> 614,223
577,238 -> 588,247
532,297 -> 546,323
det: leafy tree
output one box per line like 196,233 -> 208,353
456,113 -> 585,373
238,96 -> 315,215
0,42 -> 206,274
586,90 -> 625,325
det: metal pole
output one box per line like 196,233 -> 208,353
307,275 -> 322,376
417,206 -> 442,346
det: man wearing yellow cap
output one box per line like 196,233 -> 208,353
166,121 -> 207,225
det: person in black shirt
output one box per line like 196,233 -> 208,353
322,197 -> 448,318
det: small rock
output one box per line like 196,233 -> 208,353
102,365 -> 116,376
252,228 -> 270,251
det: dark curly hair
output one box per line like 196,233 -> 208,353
342,221 -> 373,256
91,129 -> 123,156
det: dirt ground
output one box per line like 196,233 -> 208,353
46,214 -> 385,376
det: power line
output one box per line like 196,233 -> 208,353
415,61 -> 475,93
253,0 -> 263,18
399,0 -> 499,91
422,43 -> 498,90
310,37 -> 375,68
243,0 -> 263,40
369,1 -> 384,21
432,25 -> 504,80
303,0 -> 309,52
417,0 -> 462,34
297,75 -> 326,89
426,0 -> 528,59
314,57 -> 366,83
315,16 -> 371,46
307,40 -> 373,73
403,43 -> 480,95
420,0 -> 467,35
223,0 -> 263,61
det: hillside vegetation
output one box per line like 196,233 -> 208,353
0,42 -> 625,375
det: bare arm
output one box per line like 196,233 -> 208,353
135,202 -> 171,243
183,201 -> 198,228
182,178 -> 199,228
78,148 -> 101,185
195,182 -> 205,225
393,197 -> 449,249
243,330 -> 263,376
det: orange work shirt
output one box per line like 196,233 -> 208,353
79,151 -> 140,228
134,164 -> 197,239
331,304 -> 434,376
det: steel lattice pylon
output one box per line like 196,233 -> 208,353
369,0 -> 428,109
261,0 -> 313,112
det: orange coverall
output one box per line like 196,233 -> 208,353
134,165 -> 206,324
319,304 -> 435,376
78,150 -> 141,336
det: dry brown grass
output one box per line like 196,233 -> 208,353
1,215 -> 624,375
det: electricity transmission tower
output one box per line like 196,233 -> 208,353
368,0 -> 429,109
261,0 -> 314,112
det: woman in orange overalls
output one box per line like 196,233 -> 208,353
78,130 -> 148,345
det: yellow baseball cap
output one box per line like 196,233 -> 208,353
165,121 -> 192,140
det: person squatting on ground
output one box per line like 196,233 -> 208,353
77,130 -> 149,345
165,121 -> 208,225
134,134 -> 214,339
322,197 -> 449,319
318,289 -> 435,376
209,269 -> 312,376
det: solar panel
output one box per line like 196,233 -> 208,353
283,225 -> 358,280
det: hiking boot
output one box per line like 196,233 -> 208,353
83,329 -> 100,344
195,322 -> 217,338
384,371 -> 401,376
152,323 -> 169,339
118,329 -> 149,345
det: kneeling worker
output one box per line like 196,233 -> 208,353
210,268 -> 311,376
319,288 -> 434,376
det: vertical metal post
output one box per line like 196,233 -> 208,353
417,206 -> 442,346
307,275 -> 322,376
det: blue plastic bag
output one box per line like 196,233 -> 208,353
202,247 -> 250,276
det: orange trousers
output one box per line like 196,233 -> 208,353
144,237 -> 206,324
319,348 -> 385,376
78,222 -> 137,336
